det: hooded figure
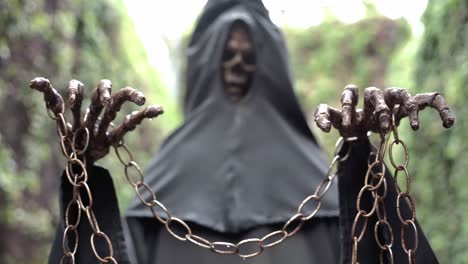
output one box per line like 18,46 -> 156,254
48,0 -> 439,263
124,0 -> 342,263
124,1 -> 438,263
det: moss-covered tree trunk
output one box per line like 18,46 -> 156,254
0,1 -> 176,262
406,0 -> 468,263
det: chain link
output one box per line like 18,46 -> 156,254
43,106 -> 116,263
47,103 -> 419,262
352,113 -> 419,264
389,122 -> 419,263
352,133 -> 395,264
115,136 -> 357,259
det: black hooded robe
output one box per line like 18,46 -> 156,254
49,0 -> 439,263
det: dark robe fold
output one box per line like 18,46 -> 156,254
48,166 -> 130,264
126,0 -> 338,234
338,138 -> 439,263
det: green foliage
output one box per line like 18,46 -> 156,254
395,0 -> 468,262
284,17 -> 410,155
0,0 -> 179,262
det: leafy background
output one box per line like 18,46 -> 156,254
0,0 -> 466,263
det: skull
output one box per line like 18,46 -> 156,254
222,21 -> 256,102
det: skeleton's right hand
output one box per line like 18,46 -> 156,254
30,77 -> 164,163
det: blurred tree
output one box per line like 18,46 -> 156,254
397,0 -> 468,263
283,16 -> 410,154
0,0 -> 179,262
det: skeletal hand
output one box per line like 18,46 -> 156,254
314,85 -> 455,137
29,77 -> 164,163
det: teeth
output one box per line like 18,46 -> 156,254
225,71 -> 247,84
226,86 -> 243,94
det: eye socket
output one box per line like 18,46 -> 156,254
222,48 -> 236,62
243,51 -> 255,65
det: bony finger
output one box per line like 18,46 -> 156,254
341,84 -> 359,130
365,87 -> 391,133
97,79 -> 112,106
96,87 -> 147,139
125,87 -> 145,106
413,93 -> 455,128
107,105 -> 164,145
67,80 -> 85,131
432,94 -> 455,128
314,104 -> 332,132
29,77 -> 64,115
111,87 -> 146,108
29,77 -> 50,92
67,80 -> 84,107
384,87 -> 419,131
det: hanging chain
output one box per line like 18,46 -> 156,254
351,132 -> 394,264
115,136 -> 357,259
389,115 -> 418,264
352,112 -> 418,264
44,108 -> 117,264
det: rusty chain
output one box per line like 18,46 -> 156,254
351,132 -> 392,264
42,88 -> 419,262
352,111 -> 419,264
50,111 -> 418,262
43,107 -> 117,264
115,136 -> 357,259
389,114 -> 418,264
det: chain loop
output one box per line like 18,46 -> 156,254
124,161 -> 144,187
65,158 -> 87,187
396,193 -> 416,223
186,234 -> 213,249
62,225 -> 79,255
165,217 -> 193,241
393,166 -> 410,194
90,231 -> 114,263
374,220 -> 394,250
211,242 -> 238,255
259,230 -> 287,248
353,113 -> 419,263
73,127 -> 90,155
115,137 -> 354,259
297,194 -> 321,220
356,185 -> 379,217
282,213 -> 305,237
236,238 -> 263,259
149,199 -> 171,224
115,143 -> 134,166
64,199 -> 82,229
389,140 -> 409,168
352,131 -> 395,264
134,182 -> 157,207
401,220 -> 419,253
85,207 -> 101,234
389,123 -> 419,261
351,210 -> 369,242
60,254 -> 75,264
41,101 -> 117,264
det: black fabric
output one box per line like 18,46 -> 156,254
126,0 -> 338,234
48,165 -> 130,264
338,137 -> 439,264
124,217 -> 341,264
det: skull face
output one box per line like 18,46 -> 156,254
222,22 -> 256,102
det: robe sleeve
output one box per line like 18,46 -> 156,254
48,165 -> 131,264
338,137 -> 439,264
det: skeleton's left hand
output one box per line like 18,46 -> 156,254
314,85 -> 455,137
29,77 -> 164,163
